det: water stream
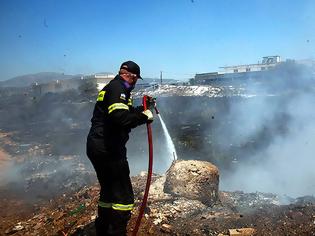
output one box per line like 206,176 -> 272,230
158,114 -> 178,162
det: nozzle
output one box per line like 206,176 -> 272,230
154,106 -> 160,114
143,94 -> 159,114
152,98 -> 159,114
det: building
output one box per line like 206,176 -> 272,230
85,73 -> 115,90
194,56 -> 281,85
220,56 -> 280,74
32,72 -> 116,98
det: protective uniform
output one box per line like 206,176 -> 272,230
87,74 -> 148,236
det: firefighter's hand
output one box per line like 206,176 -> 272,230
142,109 -> 154,123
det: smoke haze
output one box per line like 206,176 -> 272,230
1,60 -> 315,200
219,62 -> 315,197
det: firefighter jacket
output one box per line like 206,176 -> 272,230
87,75 -> 148,159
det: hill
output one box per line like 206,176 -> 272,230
0,72 -> 79,88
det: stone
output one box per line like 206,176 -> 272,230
164,160 -> 219,206
229,228 -> 256,236
160,223 -> 173,233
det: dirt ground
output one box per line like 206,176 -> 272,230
1,175 -> 315,236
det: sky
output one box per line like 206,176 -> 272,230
0,0 -> 314,81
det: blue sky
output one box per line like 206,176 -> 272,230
0,0 -> 314,81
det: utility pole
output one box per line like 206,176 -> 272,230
160,71 -> 163,85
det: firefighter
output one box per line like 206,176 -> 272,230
86,61 -> 153,236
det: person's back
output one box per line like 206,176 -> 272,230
88,77 -> 141,158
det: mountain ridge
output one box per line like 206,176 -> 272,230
0,72 -> 81,88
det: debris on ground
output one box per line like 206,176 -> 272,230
1,160 -> 315,235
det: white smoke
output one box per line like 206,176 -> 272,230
220,63 -> 315,197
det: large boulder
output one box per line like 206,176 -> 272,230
164,160 -> 219,206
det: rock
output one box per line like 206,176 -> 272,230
161,223 -> 173,233
148,225 -> 155,234
164,160 -> 219,206
5,222 -> 25,235
149,176 -> 168,199
229,228 -> 256,236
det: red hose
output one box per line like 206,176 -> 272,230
132,96 -> 154,236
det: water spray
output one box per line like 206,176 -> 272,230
158,113 -> 178,161
133,95 -> 178,235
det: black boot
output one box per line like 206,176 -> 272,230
95,206 -> 111,236
106,210 -> 131,236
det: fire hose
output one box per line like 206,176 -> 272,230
132,95 -> 159,236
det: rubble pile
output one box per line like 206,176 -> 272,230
220,191 -> 284,213
1,165 -> 315,235
130,169 -> 315,236
164,160 -> 219,206
2,185 -> 100,236
133,84 -> 248,98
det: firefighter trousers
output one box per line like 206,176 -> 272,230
87,142 -> 134,236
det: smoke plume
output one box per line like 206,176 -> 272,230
220,61 -> 315,197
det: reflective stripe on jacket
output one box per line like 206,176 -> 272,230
87,75 -> 147,158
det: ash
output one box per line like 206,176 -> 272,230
2,173 -> 315,235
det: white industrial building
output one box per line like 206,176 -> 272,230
220,56 -> 281,73
194,56 -> 281,84
85,73 -> 115,90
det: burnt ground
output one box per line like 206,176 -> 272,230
1,85 -> 315,235
1,176 -> 315,236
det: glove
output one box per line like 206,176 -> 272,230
142,109 -> 154,123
